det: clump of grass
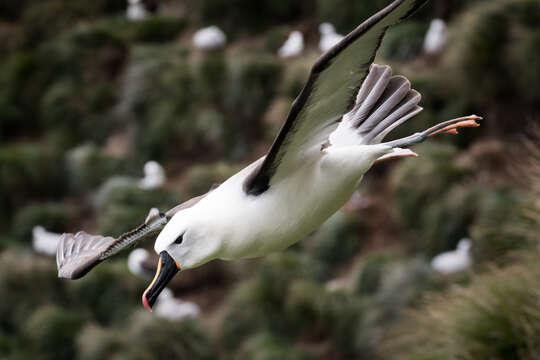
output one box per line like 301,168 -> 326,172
301,211 -> 362,279
24,305 -> 86,360
95,181 -> 177,237
380,22 -> 428,62
76,312 -> 215,360
442,0 -> 540,108
383,253 -> 540,360
236,332 -> 314,360
11,202 -> 71,241
389,143 -> 473,255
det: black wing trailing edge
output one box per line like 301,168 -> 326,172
243,0 -> 429,196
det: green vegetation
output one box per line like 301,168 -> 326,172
384,253 -> 540,360
0,0 -> 537,359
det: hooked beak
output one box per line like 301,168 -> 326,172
142,251 -> 180,311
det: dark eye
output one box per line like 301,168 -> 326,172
174,233 -> 184,245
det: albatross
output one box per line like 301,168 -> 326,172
56,0 -> 482,311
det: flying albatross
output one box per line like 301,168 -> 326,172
56,0 -> 481,311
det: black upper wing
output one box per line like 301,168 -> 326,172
244,0 -> 429,196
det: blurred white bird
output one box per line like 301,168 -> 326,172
126,0 -> 148,21
193,26 -> 227,51
33,226 -> 62,256
128,248 -> 155,279
423,18 -> 447,55
278,31 -> 304,58
431,238 -> 472,274
138,161 -> 166,190
318,22 -> 344,52
154,288 -> 201,321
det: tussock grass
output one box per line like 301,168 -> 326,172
383,254 -> 540,360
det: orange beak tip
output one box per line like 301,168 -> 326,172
142,292 -> 152,312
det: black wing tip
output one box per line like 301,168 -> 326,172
313,0 -> 430,74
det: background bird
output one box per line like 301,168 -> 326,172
423,18 -> 447,55
318,22 -> 344,52
32,226 -> 62,256
431,238 -> 472,274
278,30 -> 304,58
138,160 -> 166,190
193,26 -> 227,51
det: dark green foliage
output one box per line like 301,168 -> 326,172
390,143 -> 472,255
224,54 -> 283,157
125,313 -> 215,360
66,144 -> 126,193
195,0 -> 310,36
0,251 -> 65,333
96,181 -> 177,237
384,254 -> 540,360
222,253 -> 319,349
120,45 -> 220,162
0,144 -> 66,223
66,262 -> 144,325
182,162 -> 242,198
198,52 -> 228,104
353,251 -> 397,296
237,332 -> 314,360
12,203 -> 70,241
470,187 -> 533,264
25,306 -> 86,360
316,0 -> 390,33
380,22 -> 428,62
37,26 -> 127,145
77,314 -> 215,360
0,53 -> 42,137
111,16 -> 187,43
443,0 -> 540,109
303,212 -> 361,276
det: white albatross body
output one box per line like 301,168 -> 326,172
156,145 -> 388,266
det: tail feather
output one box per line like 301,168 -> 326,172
339,64 -> 422,145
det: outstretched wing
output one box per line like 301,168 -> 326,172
57,192 -> 211,279
244,0 -> 429,196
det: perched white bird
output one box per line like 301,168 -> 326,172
431,238 -> 472,275
423,18 -> 447,55
128,248 -> 155,279
33,226 -> 62,256
56,0 -> 482,311
278,31 -> 305,58
126,0 -> 148,21
153,288 -> 201,321
318,22 -> 344,52
138,161 -> 166,190
192,26 -> 227,51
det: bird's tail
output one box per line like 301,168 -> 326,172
342,64 -> 423,145
334,64 -> 481,157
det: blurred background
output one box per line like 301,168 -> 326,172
1,0 -> 540,359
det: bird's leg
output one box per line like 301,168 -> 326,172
381,115 -> 482,148
375,115 -> 482,163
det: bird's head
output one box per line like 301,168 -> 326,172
141,209 -> 219,311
